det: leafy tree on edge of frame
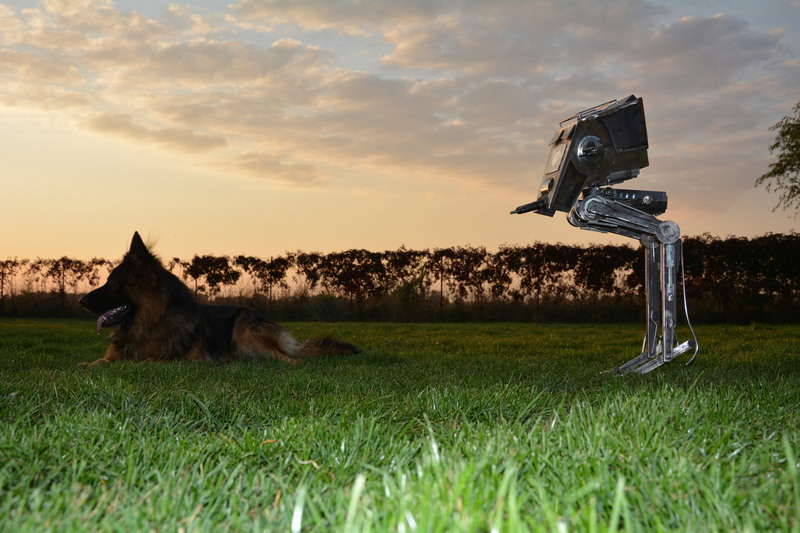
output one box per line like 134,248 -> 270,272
756,99 -> 800,214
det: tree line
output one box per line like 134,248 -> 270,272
1,233 -> 798,323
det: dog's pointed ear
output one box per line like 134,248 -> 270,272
129,232 -> 150,259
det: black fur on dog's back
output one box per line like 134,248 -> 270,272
79,232 -> 359,364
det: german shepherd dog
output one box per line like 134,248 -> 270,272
79,232 -> 359,365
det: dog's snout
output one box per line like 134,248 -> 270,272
79,295 -> 88,308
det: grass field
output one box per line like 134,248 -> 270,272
1,319 -> 799,531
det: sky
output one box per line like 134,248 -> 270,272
1,0 -> 799,260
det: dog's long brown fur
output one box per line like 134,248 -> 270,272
79,232 -> 359,365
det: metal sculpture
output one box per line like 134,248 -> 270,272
512,95 -> 698,373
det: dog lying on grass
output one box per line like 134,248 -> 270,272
79,232 -> 359,365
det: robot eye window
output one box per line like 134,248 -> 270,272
512,95 -> 698,374
544,141 -> 568,175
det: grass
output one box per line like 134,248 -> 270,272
1,319 -> 799,531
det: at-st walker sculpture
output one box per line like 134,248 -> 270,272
512,95 -> 698,373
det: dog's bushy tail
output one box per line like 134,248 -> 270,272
295,337 -> 361,358
230,311 -> 359,363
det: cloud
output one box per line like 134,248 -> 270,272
227,151 -> 325,185
629,14 -> 785,93
133,37 -> 331,86
0,49 -> 83,83
0,47 -> 90,109
230,0 -> 452,32
165,4 -> 215,35
0,0 -> 797,208
87,113 -> 227,152
40,0 -> 169,40
0,6 -> 26,33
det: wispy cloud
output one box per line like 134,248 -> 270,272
228,150 -> 325,185
87,112 -> 228,152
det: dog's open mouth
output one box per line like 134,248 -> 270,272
96,305 -> 131,333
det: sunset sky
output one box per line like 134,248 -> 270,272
1,0 -> 799,260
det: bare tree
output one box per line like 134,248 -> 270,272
235,255 -> 292,304
0,258 -> 28,312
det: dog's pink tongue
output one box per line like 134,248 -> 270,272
95,305 -> 128,333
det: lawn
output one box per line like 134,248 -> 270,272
1,319 -> 799,531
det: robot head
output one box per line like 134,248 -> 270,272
519,95 -> 649,216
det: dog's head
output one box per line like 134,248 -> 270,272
79,232 -> 155,332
